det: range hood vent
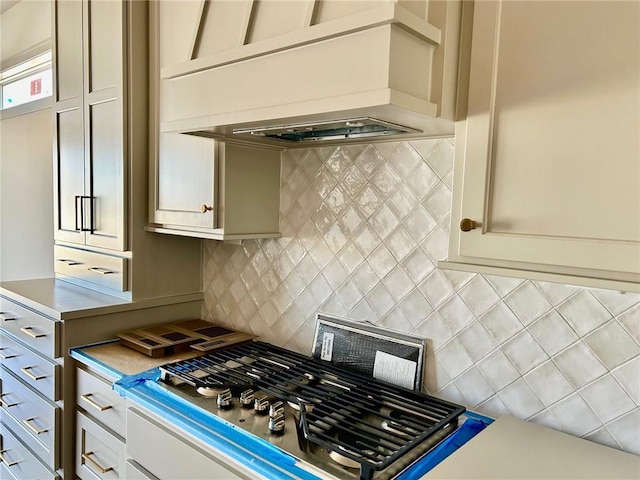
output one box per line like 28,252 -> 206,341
232,117 -> 420,143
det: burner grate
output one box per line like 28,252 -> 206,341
159,342 -> 465,480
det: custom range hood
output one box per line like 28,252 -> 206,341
158,1 -> 467,146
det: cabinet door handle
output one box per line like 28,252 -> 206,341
22,417 -> 47,435
0,348 -> 17,360
0,449 -> 22,467
20,366 -> 46,381
19,326 -> 46,339
82,452 -> 114,473
0,312 -> 17,321
88,267 -> 115,275
80,393 -> 112,412
57,258 -> 81,266
200,204 -> 213,213
0,393 -> 19,408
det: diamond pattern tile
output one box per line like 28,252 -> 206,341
200,140 -> 640,455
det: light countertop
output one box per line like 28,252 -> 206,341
423,415 -> 640,479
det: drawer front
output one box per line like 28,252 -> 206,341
127,408 -> 249,480
54,245 -> 128,292
76,368 -> 125,437
0,367 -> 59,469
1,421 -> 59,480
0,333 -> 61,401
125,460 -> 158,480
76,412 -> 125,480
0,297 -> 59,359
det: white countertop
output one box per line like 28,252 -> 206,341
424,415 -> 640,479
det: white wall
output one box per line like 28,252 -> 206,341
0,0 -> 53,281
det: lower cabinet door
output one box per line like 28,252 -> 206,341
0,420 -> 59,480
76,411 -> 125,480
125,460 -> 159,480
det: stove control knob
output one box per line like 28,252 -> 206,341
269,401 -> 285,418
217,389 -> 233,410
268,414 -> 286,435
254,395 -> 269,415
239,389 -> 255,409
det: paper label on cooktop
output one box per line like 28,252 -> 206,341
320,332 -> 334,361
373,351 -> 416,389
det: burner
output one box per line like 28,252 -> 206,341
197,386 -> 225,397
328,431 -> 378,470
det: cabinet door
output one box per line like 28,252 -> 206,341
83,0 -> 126,251
150,1 -> 216,229
450,1 -> 639,285
53,0 -> 86,245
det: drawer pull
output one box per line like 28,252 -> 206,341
80,393 -> 112,412
57,258 -> 81,266
20,366 -> 46,381
0,393 -> 19,408
22,417 -> 48,435
0,347 -> 17,359
82,452 -> 114,473
0,449 -> 21,467
0,312 -> 17,321
19,326 -> 45,339
88,267 -> 115,275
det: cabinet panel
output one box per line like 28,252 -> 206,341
126,408 -> 248,480
87,0 -> 122,93
76,412 -> 125,480
0,332 -> 61,401
86,98 -> 125,250
76,367 -> 126,438
54,0 -> 82,102
154,133 -> 215,228
0,421 -> 59,480
54,246 -> 128,293
0,297 -> 60,359
448,0 -> 640,287
0,367 -> 60,469
55,106 -> 86,244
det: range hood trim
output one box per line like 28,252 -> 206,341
161,3 -> 442,81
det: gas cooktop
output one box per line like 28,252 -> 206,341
157,341 -> 465,480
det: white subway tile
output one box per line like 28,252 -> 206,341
457,322 -> 498,362
558,290 -> 613,337
398,289 -> 433,327
477,350 -> 520,391
524,360 -> 574,407
606,410 -> 640,455
554,342 -> 608,389
388,142 -> 423,179
548,393 -> 602,437
617,303 -> 640,343
580,374 -> 635,424
401,247 -> 435,284
584,321 -> 640,370
504,282 -> 552,326
438,295 -> 475,335
612,357 -> 640,405
416,311 -> 453,352
497,378 -> 545,419
528,310 -> 579,357
435,338 -> 473,379
419,270 -> 455,309
484,274 -> 525,298
459,276 -> 501,317
479,302 -> 524,344
454,366 -> 495,407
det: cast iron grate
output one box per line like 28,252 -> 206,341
159,341 -> 465,480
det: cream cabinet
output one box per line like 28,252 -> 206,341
52,0 -> 201,300
0,278 -> 202,479
53,0 -> 125,252
442,0 -> 640,292
147,2 -> 281,241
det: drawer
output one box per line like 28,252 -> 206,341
0,420 -> 59,480
77,368 -> 126,438
0,297 -> 60,359
0,366 -> 60,469
125,460 -> 158,480
76,411 -> 125,480
0,333 -> 61,401
54,245 -> 128,293
127,408 -> 250,480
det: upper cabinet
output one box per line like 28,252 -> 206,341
442,1 -> 640,292
53,0 -> 125,251
52,0 -> 201,300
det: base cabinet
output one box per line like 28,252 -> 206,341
76,411 -> 126,480
0,420 -> 60,480
443,0 -> 640,292
126,407 -> 254,480
1,278 -> 202,479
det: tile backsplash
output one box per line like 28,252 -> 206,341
202,139 -> 640,455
